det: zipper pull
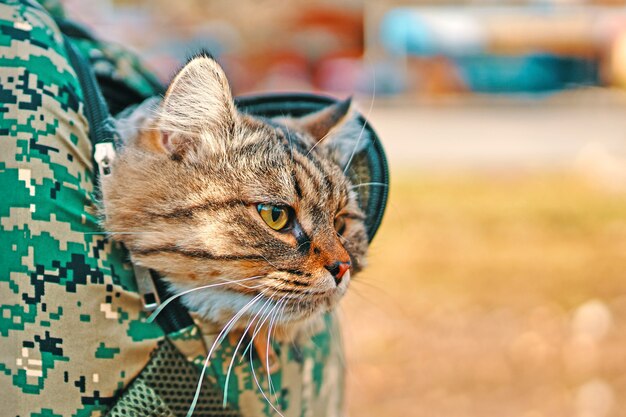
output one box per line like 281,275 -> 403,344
94,142 -> 116,176
134,263 -> 161,312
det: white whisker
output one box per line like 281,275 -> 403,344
266,297 -> 287,400
248,330 -> 286,417
240,294 -> 285,361
186,291 -> 266,417
81,231 -> 161,235
349,182 -> 388,189
343,57 -> 376,174
305,128 -> 333,157
284,123 -> 294,163
250,297 -> 282,395
141,125 -> 197,136
222,291 -> 277,407
336,232 -> 352,245
256,252 -> 281,270
147,276 -> 263,323
296,240 -> 311,252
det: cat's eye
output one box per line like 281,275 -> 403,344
257,204 -> 290,231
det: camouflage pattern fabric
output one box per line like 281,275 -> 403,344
0,0 -> 164,415
0,1 -> 345,416
193,314 -> 345,417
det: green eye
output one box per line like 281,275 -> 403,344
257,204 -> 290,231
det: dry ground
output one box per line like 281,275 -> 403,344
343,170 -> 626,417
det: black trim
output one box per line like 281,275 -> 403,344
56,19 -> 97,41
151,271 -> 195,334
63,35 -> 118,186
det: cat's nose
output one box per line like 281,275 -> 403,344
325,261 -> 351,286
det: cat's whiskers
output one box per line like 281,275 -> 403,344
254,297 -> 282,397
147,275 -> 264,323
81,231 -> 162,235
272,298 -> 289,342
246,296 -> 289,417
336,232 -> 352,245
266,297 -> 288,400
350,182 -> 389,190
187,291 -> 266,417
255,252 -> 281,270
305,128 -> 333,157
283,122 -> 294,163
237,294 -> 288,408
343,57 -> 376,174
140,124 -> 197,137
239,294 -> 286,362
248,337 -> 286,417
240,294 -> 276,360
223,291 -> 278,407
296,240 -> 311,252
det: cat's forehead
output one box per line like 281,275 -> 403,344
224,113 -> 350,209
236,114 -> 309,150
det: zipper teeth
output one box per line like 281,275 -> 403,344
65,39 -> 111,146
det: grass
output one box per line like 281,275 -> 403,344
343,170 -> 626,417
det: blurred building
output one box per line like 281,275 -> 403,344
62,0 -> 626,97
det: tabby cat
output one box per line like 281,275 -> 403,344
101,55 -> 370,350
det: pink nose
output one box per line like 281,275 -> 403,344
326,261 -> 351,285
336,263 -> 350,279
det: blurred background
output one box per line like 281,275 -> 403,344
63,1 -> 626,416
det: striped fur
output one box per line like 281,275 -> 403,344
102,56 -> 369,337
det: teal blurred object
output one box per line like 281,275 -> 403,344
455,54 -> 599,93
380,9 -> 433,55
380,8 -> 600,93
380,8 -> 485,57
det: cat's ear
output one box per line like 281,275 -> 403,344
150,54 -> 236,155
298,98 -> 371,168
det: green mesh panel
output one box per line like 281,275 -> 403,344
107,378 -> 173,417
107,341 -> 240,417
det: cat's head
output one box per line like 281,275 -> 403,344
102,55 -> 370,326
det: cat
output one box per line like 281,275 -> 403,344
101,54 -> 370,350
